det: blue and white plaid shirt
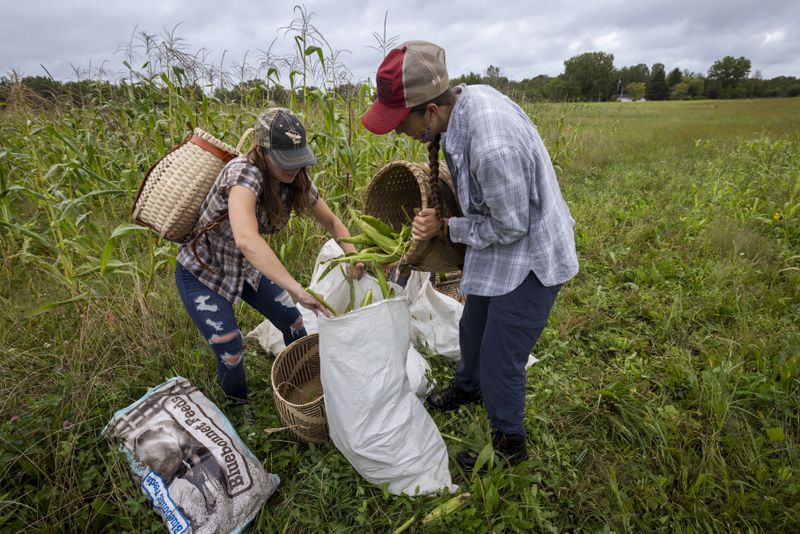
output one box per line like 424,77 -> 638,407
444,84 -> 579,296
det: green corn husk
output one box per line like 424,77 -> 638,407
422,493 -> 472,523
326,248 -> 402,267
358,213 -> 396,236
304,287 -> 338,316
360,288 -> 373,307
344,273 -> 356,313
320,212 -> 412,297
393,493 -> 472,534
352,216 -> 398,254
372,264 -> 393,300
338,233 -> 375,246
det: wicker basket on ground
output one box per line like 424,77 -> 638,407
434,275 -> 465,303
364,160 -> 465,273
271,333 -> 327,444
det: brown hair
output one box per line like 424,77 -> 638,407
247,145 -> 314,227
411,88 -> 456,220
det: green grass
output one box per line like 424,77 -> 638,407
1,84 -> 798,532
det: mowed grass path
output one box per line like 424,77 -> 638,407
0,96 -> 798,532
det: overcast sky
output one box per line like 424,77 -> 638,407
2,0 -> 798,84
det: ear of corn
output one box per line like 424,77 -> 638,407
360,288 -> 373,307
304,287 -> 338,316
352,217 -> 398,255
326,249 -> 402,266
393,493 -> 472,533
326,210 -> 412,268
313,211 -> 408,312
338,234 -> 375,246
344,270 -> 356,313
358,213 -> 396,236
422,493 -> 472,524
315,259 -> 340,283
372,264 -> 392,300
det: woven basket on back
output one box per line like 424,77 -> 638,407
271,333 -> 327,444
132,128 -> 251,242
364,161 -> 466,273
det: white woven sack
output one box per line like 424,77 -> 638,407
318,295 -> 456,496
405,271 -> 463,361
404,271 -> 539,368
246,239 -> 432,397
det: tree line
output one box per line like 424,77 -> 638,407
452,53 -> 799,102
1,52 -> 797,109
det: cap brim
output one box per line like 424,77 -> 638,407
361,99 -> 412,135
270,145 -> 317,170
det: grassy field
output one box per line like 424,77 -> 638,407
1,86 -> 798,533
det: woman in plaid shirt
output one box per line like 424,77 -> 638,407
362,42 -> 579,470
176,108 -> 363,413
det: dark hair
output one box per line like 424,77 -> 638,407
411,88 -> 456,220
247,145 -> 314,228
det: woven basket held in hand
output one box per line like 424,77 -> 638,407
132,128 -> 251,242
364,160 -> 466,273
271,334 -> 327,444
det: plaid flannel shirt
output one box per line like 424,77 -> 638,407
444,84 -> 579,296
176,156 -> 319,304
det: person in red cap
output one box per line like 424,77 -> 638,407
176,108 -> 363,421
362,42 -> 579,471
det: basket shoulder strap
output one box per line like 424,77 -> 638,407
188,211 -> 229,268
236,128 -> 255,154
189,135 -> 236,162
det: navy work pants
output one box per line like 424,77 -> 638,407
455,270 -> 561,436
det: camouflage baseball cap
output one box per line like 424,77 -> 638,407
254,108 -> 317,170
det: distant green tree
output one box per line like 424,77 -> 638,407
667,67 -> 683,89
708,56 -> 751,87
625,82 -> 646,100
486,65 -> 501,82
707,56 -> 751,98
519,75 -> 551,100
619,63 -> 650,87
563,51 -> 616,101
646,63 -> 668,100
687,78 -> 705,98
484,65 -> 509,92
743,77 -> 767,98
543,77 -> 574,101
21,75 -> 62,101
451,72 -> 483,85
670,82 -> 691,100
759,76 -> 799,97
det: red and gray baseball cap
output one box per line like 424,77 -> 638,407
361,41 -> 450,135
254,108 -> 317,170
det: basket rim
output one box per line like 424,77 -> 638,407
364,160 -> 462,272
365,160 -> 431,212
365,161 -> 433,267
192,127 -> 239,155
271,333 -> 323,408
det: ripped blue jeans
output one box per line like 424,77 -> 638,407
175,263 -> 306,401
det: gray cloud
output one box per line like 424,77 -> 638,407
2,0 -> 797,83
